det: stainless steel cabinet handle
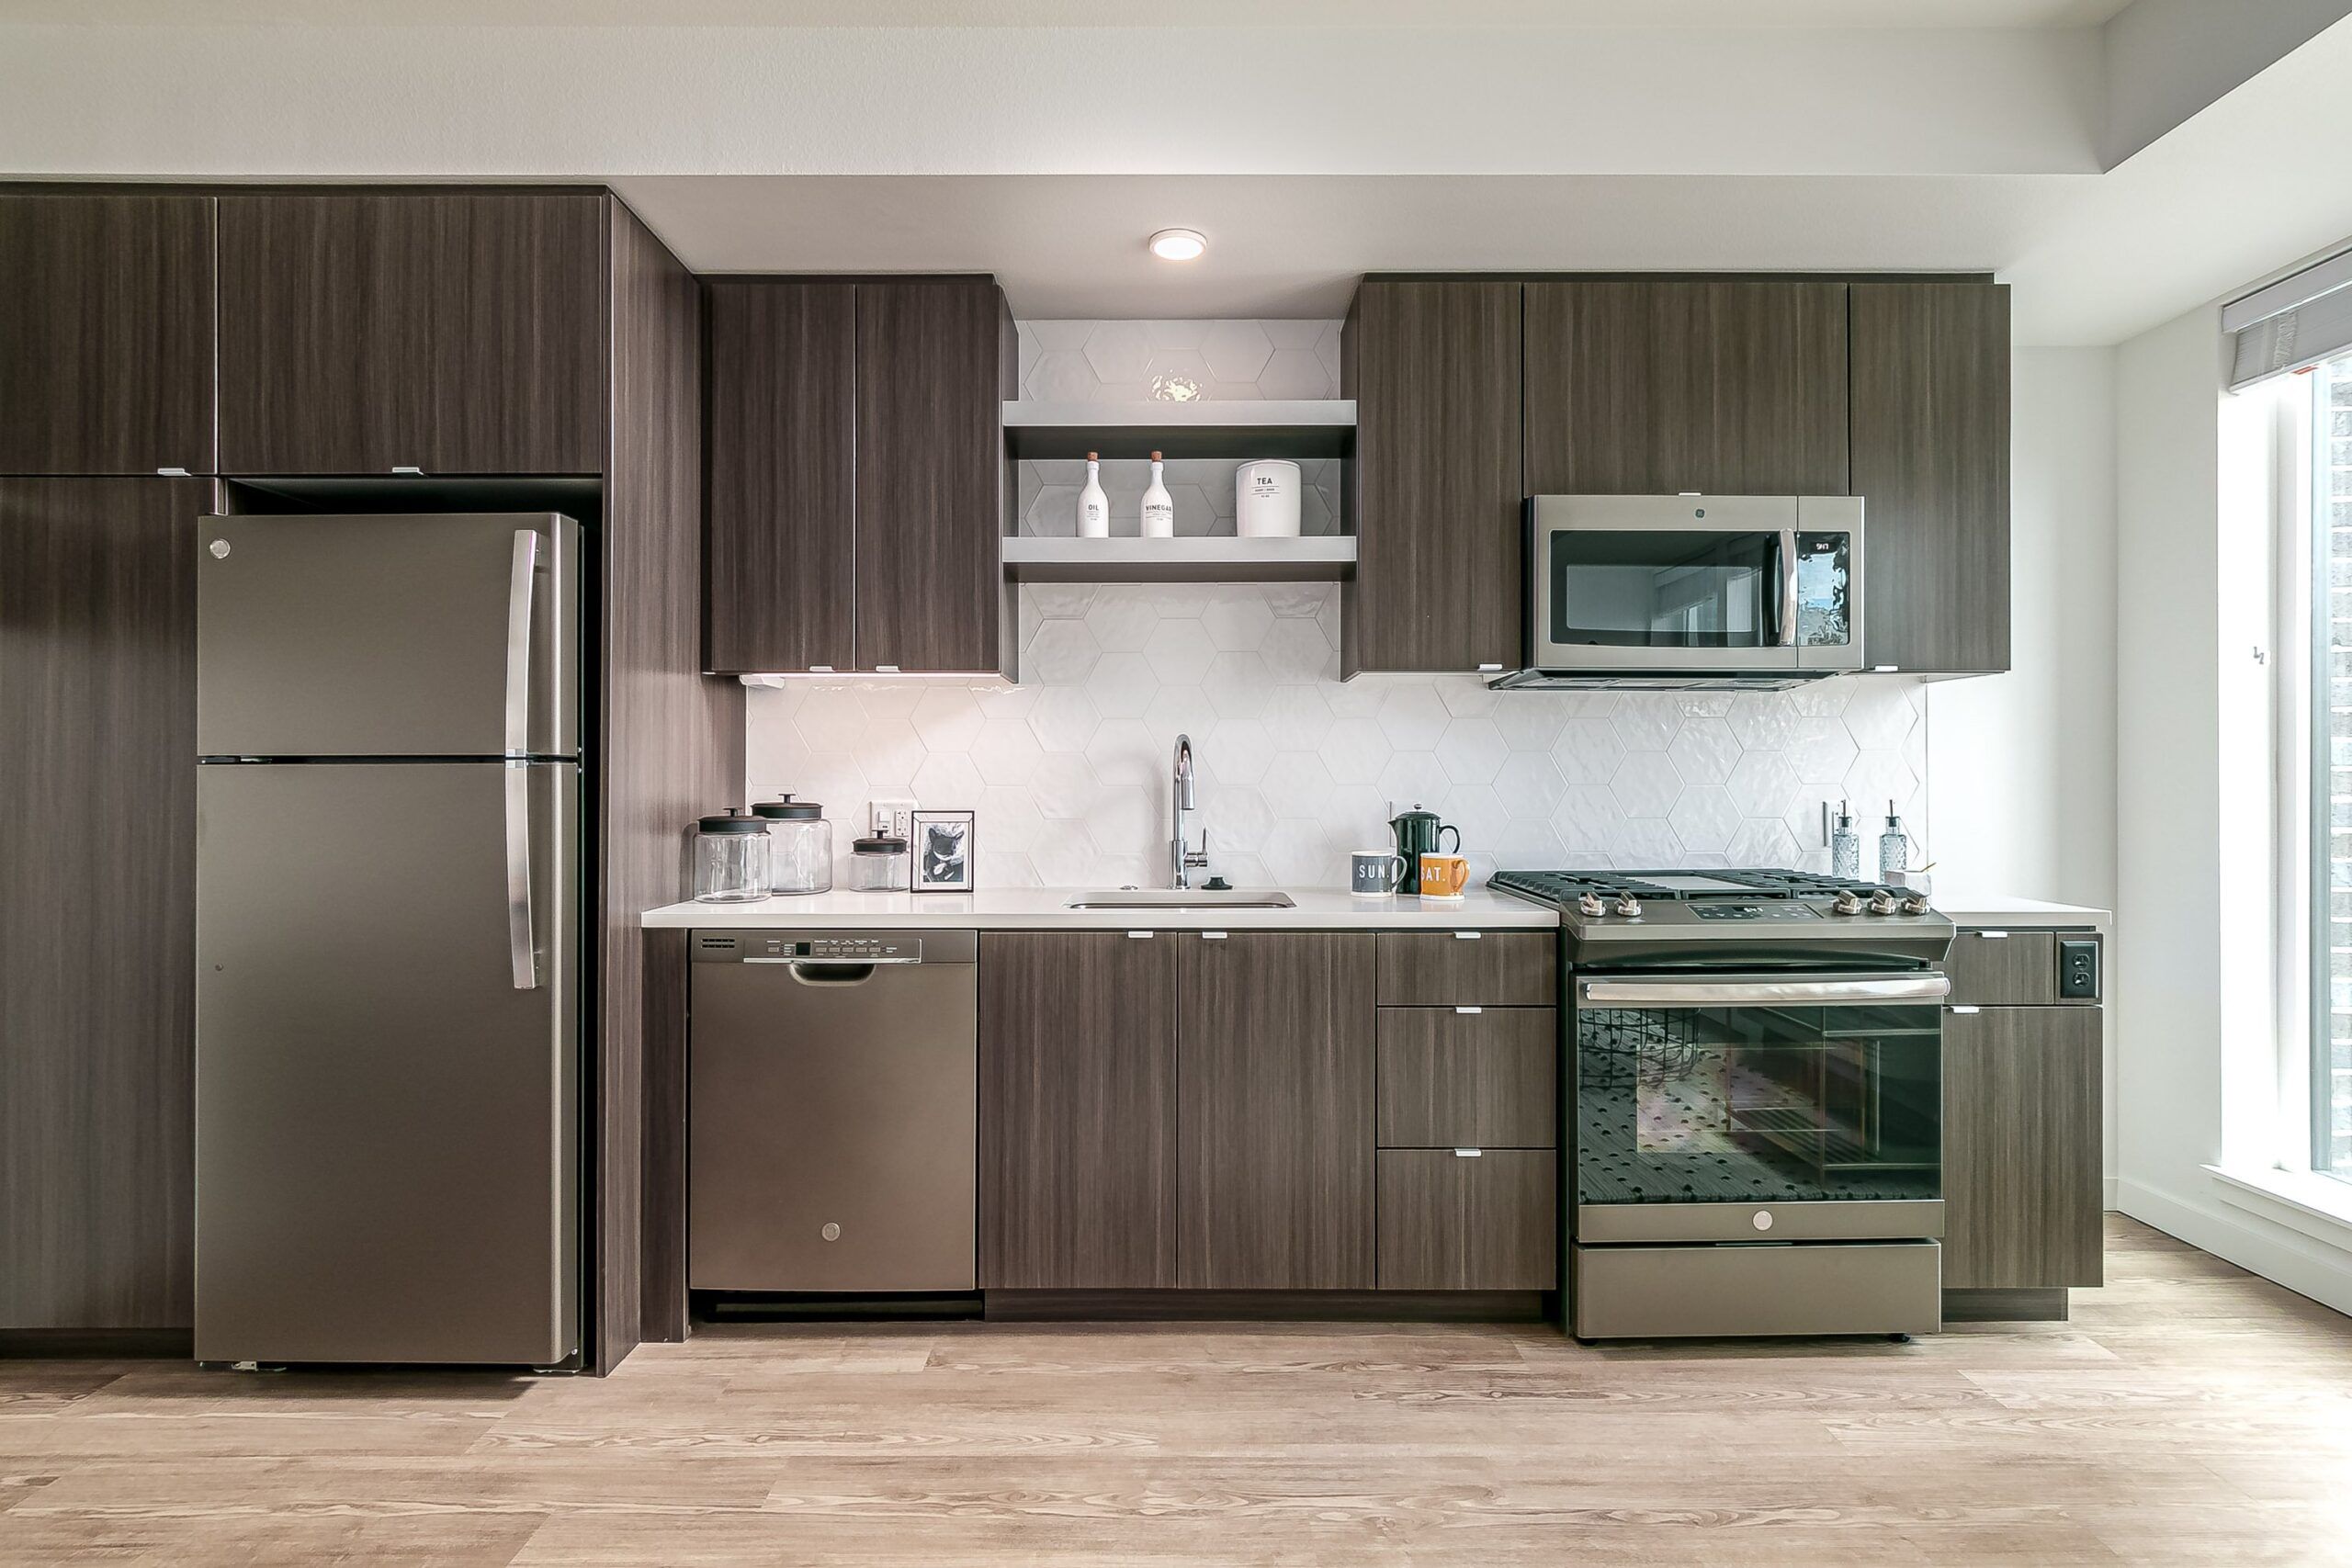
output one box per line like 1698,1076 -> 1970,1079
1579,974 -> 1951,1008
503,529 -> 538,758
1453,931 -> 1482,941
1976,931 -> 2009,940
504,761 -> 537,990
1127,931 -> 1154,940
1950,1004 -> 1981,1014
1454,1005 -> 1483,1014
1202,931 -> 1228,941
1453,1147 -> 1484,1157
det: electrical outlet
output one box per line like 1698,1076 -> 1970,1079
871,798 -> 916,840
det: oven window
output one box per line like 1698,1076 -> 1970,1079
1548,531 -> 1776,648
1577,1000 -> 1940,1204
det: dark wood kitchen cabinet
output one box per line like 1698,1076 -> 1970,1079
979,931 -> 1177,1289
1,477 -> 203,1331
1176,931 -> 1376,1290
1341,280 -> 1523,675
1522,280 -> 1849,497
0,193 -> 215,477
216,191 -> 607,475
1942,1004 -> 2103,1292
702,280 -> 858,673
1850,281 -> 2012,674
855,278 -> 1017,676
702,276 -> 1013,676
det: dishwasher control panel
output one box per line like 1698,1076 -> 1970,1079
691,930 -> 978,964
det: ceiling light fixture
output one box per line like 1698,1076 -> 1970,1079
1148,228 -> 1206,262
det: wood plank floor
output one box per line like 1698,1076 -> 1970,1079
4,1218 -> 2349,1566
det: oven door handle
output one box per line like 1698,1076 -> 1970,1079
1577,975 -> 1951,1008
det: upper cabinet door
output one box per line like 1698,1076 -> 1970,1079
1849,282 -> 2011,674
0,195 -> 215,476
703,280 -> 857,674
1523,281 -> 1849,496
854,278 -> 1013,675
1341,281 -> 1523,676
217,193 -> 606,476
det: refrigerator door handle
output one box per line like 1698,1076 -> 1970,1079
503,529 -> 539,759
505,762 -> 538,989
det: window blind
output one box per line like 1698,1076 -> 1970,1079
2225,244 -> 2352,390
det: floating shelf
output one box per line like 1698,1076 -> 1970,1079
1001,535 -> 1356,583
1003,400 -> 1355,461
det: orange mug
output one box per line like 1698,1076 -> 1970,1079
1418,852 -> 1470,898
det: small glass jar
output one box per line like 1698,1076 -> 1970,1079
752,800 -> 832,896
694,812 -> 770,903
849,835 -> 910,892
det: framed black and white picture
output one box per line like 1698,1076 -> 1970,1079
910,810 -> 976,893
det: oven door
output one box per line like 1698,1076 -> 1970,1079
1525,495 -> 1862,674
1573,971 -> 1944,1243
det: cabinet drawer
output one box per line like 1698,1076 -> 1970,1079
1375,1009 -> 1556,1147
1376,1149 -> 1556,1291
1943,929 -> 2056,1006
1375,931 -> 1555,1007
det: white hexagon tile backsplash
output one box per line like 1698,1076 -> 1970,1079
744,583 -> 1933,892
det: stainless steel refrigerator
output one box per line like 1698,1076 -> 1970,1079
194,513 -> 582,1367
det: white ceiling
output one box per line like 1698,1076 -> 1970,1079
17,0 -> 2137,26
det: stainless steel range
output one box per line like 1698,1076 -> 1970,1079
1490,869 -> 1954,1341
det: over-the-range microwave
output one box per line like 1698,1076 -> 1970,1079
1491,494 -> 1864,690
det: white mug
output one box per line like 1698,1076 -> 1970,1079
1351,850 -> 1408,896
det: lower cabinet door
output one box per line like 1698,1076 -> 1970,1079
1376,1149 -> 1557,1292
979,931 -> 1176,1289
1942,1007 -> 2103,1289
1178,931 -> 1376,1290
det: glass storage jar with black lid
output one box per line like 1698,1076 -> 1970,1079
694,811 -> 771,903
752,799 -> 832,895
848,834 -> 910,891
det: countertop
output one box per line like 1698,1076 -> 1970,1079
1925,891 -> 2110,930
642,884 -> 2109,933
641,886 -> 1559,931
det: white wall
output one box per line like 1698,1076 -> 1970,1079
1928,347 -> 2118,909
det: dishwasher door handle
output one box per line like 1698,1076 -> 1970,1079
781,962 -> 882,987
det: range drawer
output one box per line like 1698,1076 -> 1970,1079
1943,929 -> 2056,1006
1375,931 -> 1555,1007
1376,1149 -> 1556,1291
1375,1008 -> 1556,1147
1574,1241 -> 1941,1338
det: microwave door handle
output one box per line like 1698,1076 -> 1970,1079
503,529 -> 538,758
1776,527 -> 1800,648
1579,975 -> 1951,1008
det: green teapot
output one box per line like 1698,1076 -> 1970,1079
1388,805 -> 1461,894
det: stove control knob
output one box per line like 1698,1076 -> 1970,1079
1901,894 -> 1931,917
1830,890 -> 1863,917
1612,894 -> 1643,919
1577,892 -> 1606,918
1868,889 -> 1898,916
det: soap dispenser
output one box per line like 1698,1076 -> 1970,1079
1877,800 -> 1909,886
1829,801 -> 1860,880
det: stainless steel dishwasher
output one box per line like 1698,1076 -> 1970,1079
689,930 -> 978,1293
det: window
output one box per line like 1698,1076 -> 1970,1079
2312,352 -> 2352,1179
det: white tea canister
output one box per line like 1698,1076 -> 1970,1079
1235,458 -> 1302,537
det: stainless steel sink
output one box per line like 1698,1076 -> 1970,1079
1064,888 -> 1297,910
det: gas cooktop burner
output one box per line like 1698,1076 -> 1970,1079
1487,867 -> 1953,967
1488,868 -> 1905,904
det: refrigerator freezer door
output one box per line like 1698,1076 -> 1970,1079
195,761 -> 577,1366
196,513 -> 579,759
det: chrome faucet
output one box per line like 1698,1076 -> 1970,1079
1170,733 -> 1209,889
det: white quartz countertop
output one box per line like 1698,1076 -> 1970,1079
1926,891 -> 2110,930
641,886 -> 1559,931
